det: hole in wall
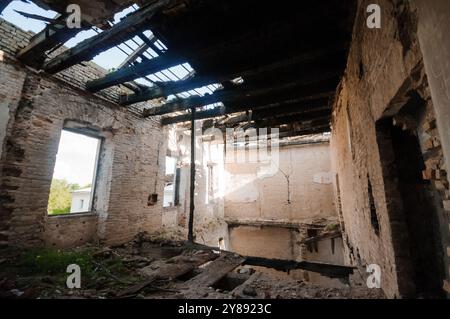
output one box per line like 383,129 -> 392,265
218,237 -> 225,250
367,176 -> 380,236
358,59 -> 365,79
148,193 -> 158,206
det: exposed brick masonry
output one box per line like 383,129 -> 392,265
0,19 -> 167,247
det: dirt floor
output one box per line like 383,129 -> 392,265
0,233 -> 385,299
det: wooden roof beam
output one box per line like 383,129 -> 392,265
17,18 -> 89,67
43,0 -> 179,73
145,71 -> 339,117
117,42 -> 149,69
0,1 -> 12,14
161,95 -> 332,125
87,45 -> 343,97
87,52 -> 185,92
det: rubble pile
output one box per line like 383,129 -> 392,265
0,233 -> 385,299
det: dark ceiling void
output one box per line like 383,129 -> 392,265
17,0 -> 357,137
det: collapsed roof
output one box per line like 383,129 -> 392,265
16,0 -> 356,137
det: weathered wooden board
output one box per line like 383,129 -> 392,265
116,250 -> 218,297
182,253 -> 245,288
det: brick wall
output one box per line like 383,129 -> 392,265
0,20 -> 167,247
415,0 -> 450,295
331,0 -> 449,297
0,18 -> 151,116
45,213 -> 98,248
330,0 -> 420,298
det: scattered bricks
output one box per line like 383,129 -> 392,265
423,137 -> 434,151
422,168 -> 434,180
445,190 -> 450,200
426,119 -> 437,132
435,180 -> 446,191
443,200 -> 450,211
425,157 -> 440,169
444,280 -> 450,294
424,169 -> 448,180
435,169 -> 447,180
433,137 -> 441,147
422,121 -> 431,132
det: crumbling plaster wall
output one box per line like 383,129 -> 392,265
228,226 -> 298,260
0,20 -> 166,247
330,0 -> 437,298
165,129 -> 337,250
225,143 -> 335,222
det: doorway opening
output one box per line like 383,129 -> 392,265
376,92 -> 445,297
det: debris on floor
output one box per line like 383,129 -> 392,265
0,233 -> 385,299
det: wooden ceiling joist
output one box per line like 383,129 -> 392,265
43,0 -> 178,73
117,42 -> 149,69
0,1 -> 12,14
17,20 -> 88,67
87,45 -> 343,96
87,52 -> 185,91
278,124 -> 331,138
222,105 -> 332,128
121,47 -> 344,105
19,0 -> 355,136
161,95 -> 331,125
144,71 -> 339,117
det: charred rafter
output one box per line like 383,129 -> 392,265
43,0 -> 181,73
88,45 -> 344,95
144,71 -> 339,117
161,94 -> 332,125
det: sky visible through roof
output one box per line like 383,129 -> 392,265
0,1 -> 223,185
0,1 -> 221,100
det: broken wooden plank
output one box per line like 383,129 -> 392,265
117,43 -> 149,69
185,242 -> 353,280
225,218 -> 316,230
17,18 -> 88,67
116,250 -> 218,297
301,230 -> 342,245
243,256 -> 355,279
231,272 -> 262,299
43,0 -> 179,73
183,253 -> 245,288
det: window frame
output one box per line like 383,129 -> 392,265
48,127 -> 103,216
